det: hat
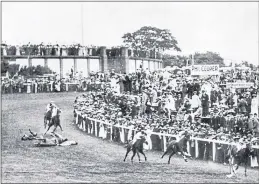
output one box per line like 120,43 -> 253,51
233,136 -> 240,140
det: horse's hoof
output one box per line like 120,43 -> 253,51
185,159 -> 188,162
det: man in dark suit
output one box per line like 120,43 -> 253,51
210,85 -> 218,107
201,90 -> 209,117
193,79 -> 201,95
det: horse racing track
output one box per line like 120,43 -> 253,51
2,93 -> 259,183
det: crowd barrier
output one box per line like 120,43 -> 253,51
1,82 -> 137,94
2,83 -> 82,94
74,111 -> 259,167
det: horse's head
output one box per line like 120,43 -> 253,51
245,143 -> 255,156
140,135 -> 147,144
180,131 -> 191,141
57,108 -> 61,115
184,132 -> 191,141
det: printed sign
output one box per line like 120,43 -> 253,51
226,82 -> 254,89
191,65 -> 219,75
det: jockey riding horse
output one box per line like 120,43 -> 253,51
44,102 -> 63,135
226,138 -> 255,178
161,130 -> 192,164
124,131 -> 148,163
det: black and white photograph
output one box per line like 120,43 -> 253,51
1,0 -> 259,183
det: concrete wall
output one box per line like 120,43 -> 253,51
3,47 -> 163,77
107,57 -> 124,74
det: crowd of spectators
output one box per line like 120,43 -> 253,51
1,43 -> 161,58
1,72 -> 84,94
73,66 -> 259,164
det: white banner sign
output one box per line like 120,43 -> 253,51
191,65 -> 219,75
226,82 -> 254,89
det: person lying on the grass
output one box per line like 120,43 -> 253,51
35,132 -> 78,146
21,129 -> 41,140
21,130 -> 78,146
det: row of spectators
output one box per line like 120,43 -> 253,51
1,43 -> 161,58
1,73 -> 84,94
73,67 -> 259,144
73,85 -> 259,165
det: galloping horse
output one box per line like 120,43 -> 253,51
226,143 -> 255,178
123,136 -> 148,163
161,131 -> 192,164
44,106 -> 62,135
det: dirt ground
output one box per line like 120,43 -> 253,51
1,92 -> 259,183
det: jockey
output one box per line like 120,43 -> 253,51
233,136 -> 243,152
176,128 -> 191,157
46,101 -> 61,117
132,130 -> 146,145
46,101 -> 57,112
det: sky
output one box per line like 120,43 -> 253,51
2,2 -> 259,65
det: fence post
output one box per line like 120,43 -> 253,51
95,120 -> 98,137
195,139 -> 199,158
50,83 -> 53,92
212,142 -> 216,161
110,124 -> 113,141
187,141 -> 190,154
76,113 -> 78,125
83,118 -> 86,131
91,120 -> 94,134
80,116 -> 83,130
163,134 -> 167,152
88,118 -> 91,133
27,84 -> 31,93
66,83 -> 68,92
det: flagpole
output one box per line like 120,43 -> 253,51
81,4 -> 84,46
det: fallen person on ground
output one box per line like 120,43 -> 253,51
21,130 -> 78,146
34,132 -> 78,147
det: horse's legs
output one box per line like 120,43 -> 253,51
180,151 -> 188,162
44,117 -> 46,129
139,149 -> 147,161
168,151 -> 175,164
131,150 -> 136,163
123,147 -> 131,162
161,148 -> 169,159
136,151 -> 141,162
44,124 -> 52,135
58,124 -> 63,131
244,163 -> 247,177
52,126 -> 57,133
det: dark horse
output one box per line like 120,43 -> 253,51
44,107 -> 62,135
44,110 -> 52,129
123,136 -> 148,163
161,131 -> 192,164
226,143 -> 255,178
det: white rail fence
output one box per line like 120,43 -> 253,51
74,112 -> 259,167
